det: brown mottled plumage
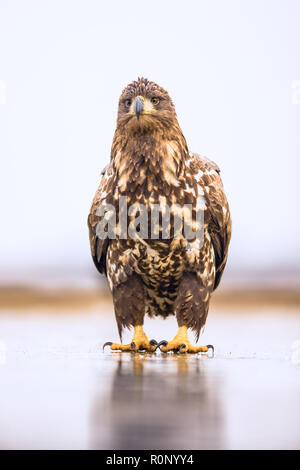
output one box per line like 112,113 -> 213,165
88,78 -> 231,353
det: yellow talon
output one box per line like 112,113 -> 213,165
159,326 -> 214,355
103,325 -> 157,353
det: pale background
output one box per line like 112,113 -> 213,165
0,0 -> 299,285
0,1 -> 300,451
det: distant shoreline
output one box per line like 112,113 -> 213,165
0,285 -> 299,312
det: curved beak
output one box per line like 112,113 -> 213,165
134,96 -> 144,120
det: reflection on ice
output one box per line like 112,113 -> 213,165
91,353 -> 224,449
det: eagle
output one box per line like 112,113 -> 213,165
88,78 -> 231,354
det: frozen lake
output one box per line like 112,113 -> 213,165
0,308 -> 299,449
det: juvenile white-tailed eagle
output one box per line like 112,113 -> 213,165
88,78 -> 231,353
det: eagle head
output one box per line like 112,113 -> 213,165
116,77 -> 178,134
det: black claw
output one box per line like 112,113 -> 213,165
130,342 -> 137,351
157,340 -> 168,351
179,343 -> 187,353
103,342 -> 112,351
206,344 -> 214,357
150,339 -> 158,346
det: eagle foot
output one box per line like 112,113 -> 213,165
158,341 -> 214,355
157,326 -> 214,356
103,326 -> 158,353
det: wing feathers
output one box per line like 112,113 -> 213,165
88,163 -> 114,274
189,153 -> 232,289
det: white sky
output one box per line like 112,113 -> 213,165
0,0 -> 299,280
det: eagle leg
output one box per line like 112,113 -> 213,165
157,272 -> 214,354
103,326 -> 158,352
103,273 -> 158,352
158,326 -> 214,355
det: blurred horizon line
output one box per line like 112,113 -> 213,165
0,265 -> 300,312
0,283 -> 299,312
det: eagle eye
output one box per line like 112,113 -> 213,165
124,99 -> 132,107
151,97 -> 160,105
